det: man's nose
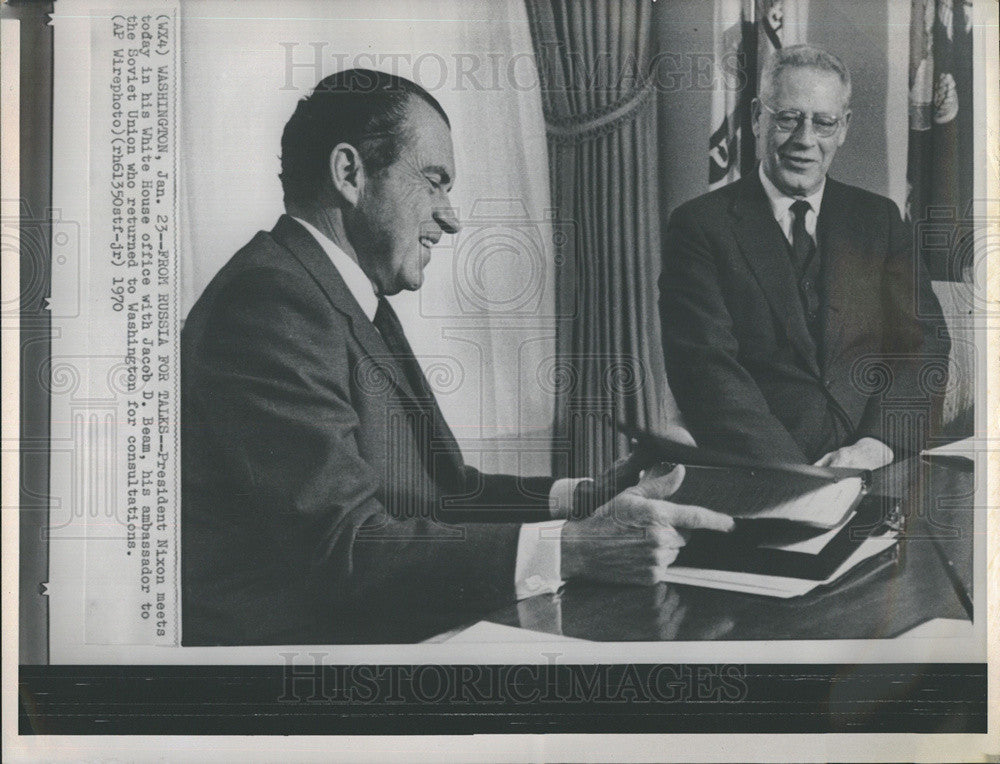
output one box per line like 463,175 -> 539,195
790,117 -> 819,144
433,205 -> 461,235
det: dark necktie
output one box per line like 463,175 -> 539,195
790,199 -> 822,349
372,297 -> 463,480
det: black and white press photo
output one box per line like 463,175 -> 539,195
6,0 -> 997,759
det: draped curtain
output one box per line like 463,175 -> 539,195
526,0 -> 676,477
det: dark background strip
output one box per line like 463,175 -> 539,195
19,663 -> 986,735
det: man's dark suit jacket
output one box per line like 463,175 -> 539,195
182,216 -> 555,645
659,173 -> 950,464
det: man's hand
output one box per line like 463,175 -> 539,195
813,437 -> 894,470
560,465 -> 735,585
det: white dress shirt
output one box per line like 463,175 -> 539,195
292,216 -> 577,600
758,163 -> 826,245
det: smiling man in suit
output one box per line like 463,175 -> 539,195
659,45 -> 950,468
181,69 -> 734,645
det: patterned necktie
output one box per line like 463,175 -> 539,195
372,297 -> 463,479
790,199 -> 822,348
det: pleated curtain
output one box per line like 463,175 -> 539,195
526,0 -> 675,477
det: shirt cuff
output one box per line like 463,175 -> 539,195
548,477 -> 593,520
514,521 -> 565,600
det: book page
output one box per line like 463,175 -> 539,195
751,476 -> 864,527
757,510 -> 857,554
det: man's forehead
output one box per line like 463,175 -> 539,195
403,97 -> 453,150
773,67 -> 847,100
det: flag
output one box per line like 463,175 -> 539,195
906,0 -> 974,281
708,0 -> 807,189
756,0 -> 805,72
708,0 -> 749,188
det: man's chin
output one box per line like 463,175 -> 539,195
400,274 -> 424,293
774,169 -> 821,197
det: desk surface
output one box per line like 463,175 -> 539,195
480,458 -> 974,641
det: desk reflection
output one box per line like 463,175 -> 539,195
517,582 -> 737,641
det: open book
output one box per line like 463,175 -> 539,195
621,426 -> 895,586
623,425 -> 870,529
672,493 -> 899,580
670,464 -> 865,529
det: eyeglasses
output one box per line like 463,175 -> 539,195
759,101 -> 846,138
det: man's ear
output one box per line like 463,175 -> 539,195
329,142 -> 365,207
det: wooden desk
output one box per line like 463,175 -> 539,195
482,458 -> 974,641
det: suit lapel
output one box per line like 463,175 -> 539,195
730,176 -> 821,377
270,215 -> 424,405
816,179 -> 855,374
270,215 -> 465,481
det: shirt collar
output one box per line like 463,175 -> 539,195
291,215 -> 379,322
758,163 -> 826,219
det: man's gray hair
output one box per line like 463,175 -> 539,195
758,44 -> 852,107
